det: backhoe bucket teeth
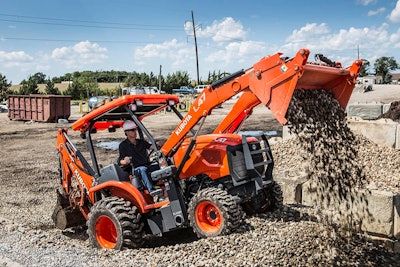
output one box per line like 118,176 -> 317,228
51,190 -> 86,230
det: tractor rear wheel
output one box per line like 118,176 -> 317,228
188,188 -> 242,238
87,197 -> 144,250
243,181 -> 283,214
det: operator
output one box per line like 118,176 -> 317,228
118,120 -> 162,197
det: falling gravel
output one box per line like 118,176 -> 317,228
284,89 -> 370,226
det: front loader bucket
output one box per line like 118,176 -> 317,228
52,190 -> 86,230
296,60 -> 363,111
264,57 -> 363,125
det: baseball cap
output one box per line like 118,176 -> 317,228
123,120 -> 137,131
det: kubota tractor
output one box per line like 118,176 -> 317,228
52,48 -> 362,249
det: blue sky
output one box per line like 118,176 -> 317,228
1,0 -> 400,84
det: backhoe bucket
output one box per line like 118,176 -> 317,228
51,190 -> 86,230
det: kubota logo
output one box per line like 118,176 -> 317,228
74,168 -> 88,192
175,114 -> 192,136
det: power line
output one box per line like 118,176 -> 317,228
0,13 -> 180,29
0,18 -> 182,31
2,36 -> 164,44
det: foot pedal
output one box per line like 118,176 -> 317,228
150,188 -> 163,197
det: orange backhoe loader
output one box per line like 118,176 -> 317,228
52,48 -> 362,249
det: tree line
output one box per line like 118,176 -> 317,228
0,56 -> 399,102
0,69 -> 229,101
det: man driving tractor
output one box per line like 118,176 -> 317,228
118,120 -> 162,199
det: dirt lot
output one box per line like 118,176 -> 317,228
0,85 -> 399,266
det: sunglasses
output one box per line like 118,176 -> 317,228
125,129 -> 137,132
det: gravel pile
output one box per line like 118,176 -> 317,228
1,205 -> 398,267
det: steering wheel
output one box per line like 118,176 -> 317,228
148,149 -> 159,163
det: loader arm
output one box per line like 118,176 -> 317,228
213,91 -> 261,134
161,48 -> 310,156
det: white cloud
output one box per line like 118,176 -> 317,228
197,17 -> 247,43
388,0 -> 400,22
204,40 -> 270,74
0,51 -> 33,67
134,39 -> 186,59
51,41 -> 108,68
281,23 -> 395,67
133,39 -> 193,73
368,7 -> 386,16
286,23 -> 330,43
390,28 -> 400,48
357,0 -> 377,6
206,41 -> 266,63
284,23 -> 390,50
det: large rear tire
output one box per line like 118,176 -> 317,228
243,181 -> 283,214
87,197 -> 144,250
188,188 -> 242,238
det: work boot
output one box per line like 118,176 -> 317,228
150,189 -> 164,202
150,188 -> 163,197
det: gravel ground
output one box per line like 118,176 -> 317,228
1,86 -> 400,266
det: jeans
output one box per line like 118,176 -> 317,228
133,164 -> 159,193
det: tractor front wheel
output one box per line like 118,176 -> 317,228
87,197 -> 144,250
188,188 -> 242,238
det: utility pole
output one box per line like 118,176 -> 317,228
191,10 -> 200,85
159,65 -> 162,91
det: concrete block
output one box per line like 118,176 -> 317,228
301,179 -> 397,238
282,125 -> 295,140
346,102 -> 383,120
274,170 -> 309,204
360,189 -> 395,236
347,117 -> 398,148
394,194 -> 400,239
383,103 -> 392,114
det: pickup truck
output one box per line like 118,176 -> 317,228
172,86 -> 194,94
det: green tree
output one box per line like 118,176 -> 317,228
359,60 -> 370,77
374,56 -> 399,84
63,80 -> 84,100
0,73 -> 12,101
45,80 -> 61,95
164,71 -> 190,93
18,77 -> 39,95
30,72 -> 47,84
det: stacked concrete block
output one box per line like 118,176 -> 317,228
347,117 -> 399,149
274,171 -> 309,203
283,118 -> 400,150
278,172 -> 400,240
397,126 -> 400,150
383,103 -> 392,114
346,102 -> 383,120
